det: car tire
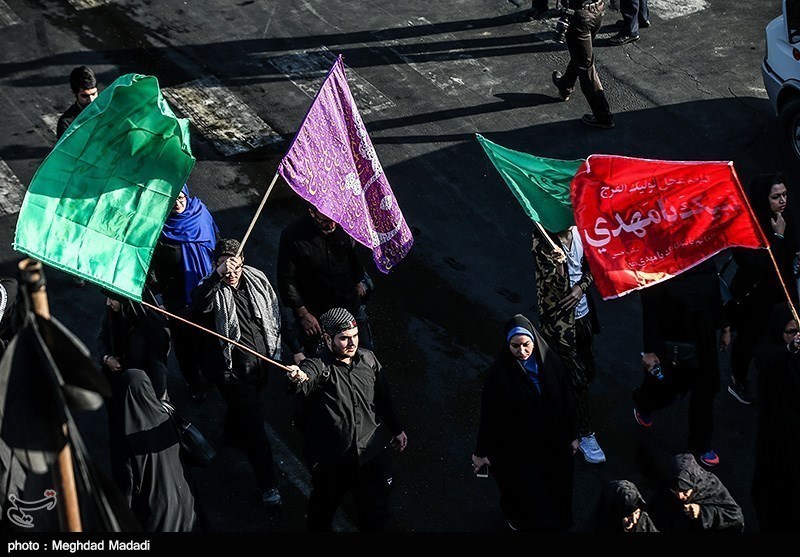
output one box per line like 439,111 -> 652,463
778,96 -> 800,162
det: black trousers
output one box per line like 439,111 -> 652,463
634,366 -> 715,453
556,2 -> 613,123
730,299 -> 771,385
217,374 -> 277,491
307,451 -> 392,532
169,317 -> 207,389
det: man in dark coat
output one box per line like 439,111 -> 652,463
287,307 -> 407,531
650,453 -> 743,531
56,66 -> 99,140
472,314 -> 579,532
752,302 -> 800,531
277,205 -> 371,363
634,261 -> 730,466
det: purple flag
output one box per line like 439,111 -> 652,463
277,55 -> 414,273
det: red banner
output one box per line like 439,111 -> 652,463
571,155 -> 768,300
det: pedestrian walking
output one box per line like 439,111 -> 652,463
151,184 -> 219,401
287,308 -> 407,531
531,225 -> 606,463
551,0 -> 614,129
192,238 -> 284,508
472,314 -> 578,531
609,0 -> 650,45
633,261 -> 730,467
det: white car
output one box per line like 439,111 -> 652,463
763,0 -> 800,160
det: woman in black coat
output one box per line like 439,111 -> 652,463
649,453 -> 743,531
728,173 -> 798,404
752,302 -> 800,531
472,314 -> 579,532
108,369 -> 198,532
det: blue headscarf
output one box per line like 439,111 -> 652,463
160,185 -> 218,305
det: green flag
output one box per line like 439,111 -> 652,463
14,74 -> 195,301
476,134 -> 581,233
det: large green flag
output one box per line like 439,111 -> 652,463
476,134 -> 581,233
14,73 -> 195,301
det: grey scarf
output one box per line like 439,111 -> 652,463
213,266 -> 281,369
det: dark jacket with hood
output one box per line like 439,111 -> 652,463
752,302 -> 800,531
474,314 -> 578,531
593,480 -> 658,532
650,453 -> 744,531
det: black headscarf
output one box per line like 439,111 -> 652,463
594,480 -> 651,532
111,369 -> 197,532
748,173 -> 793,237
651,453 -> 744,531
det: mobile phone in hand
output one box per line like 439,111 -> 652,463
475,463 -> 489,478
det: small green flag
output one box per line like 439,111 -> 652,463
476,134 -> 581,233
14,73 -> 195,301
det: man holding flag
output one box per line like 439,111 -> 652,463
571,155 -> 768,467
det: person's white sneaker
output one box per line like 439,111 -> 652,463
578,433 -> 606,464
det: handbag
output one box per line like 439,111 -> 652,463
162,401 -> 216,467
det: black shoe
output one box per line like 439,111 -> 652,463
581,114 -> 614,129
639,19 -> 651,28
551,71 -> 570,101
609,33 -> 640,46
727,378 -> 755,405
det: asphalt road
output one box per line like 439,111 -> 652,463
0,0 -> 793,539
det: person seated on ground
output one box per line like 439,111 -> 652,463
593,480 -> 658,532
649,453 -> 744,531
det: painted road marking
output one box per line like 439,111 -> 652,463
372,17 -> 501,95
0,0 -> 21,27
0,159 -> 26,217
67,0 -> 111,10
266,46 -> 394,115
41,113 -> 59,137
163,76 -> 283,156
264,423 -> 356,532
649,0 -> 708,20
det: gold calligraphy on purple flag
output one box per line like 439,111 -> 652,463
277,55 -> 414,273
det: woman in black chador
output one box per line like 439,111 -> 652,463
650,454 -> 743,531
594,480 -> 658,532
728,173 -> 798,404
109,369 -> 198,532
752,302 -> 800,531
472,314 -> 578,532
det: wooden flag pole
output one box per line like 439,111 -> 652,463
140,300 -> 292,373
236,171 -> 281,258
17,259 -> 83,533
532,219 -> 561,253
765,245 -> 800,325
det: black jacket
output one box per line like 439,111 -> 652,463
292,347 -> 401,468
752,302 -> 800,531
56,102 -> 82,139
277,214 -> 365,319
